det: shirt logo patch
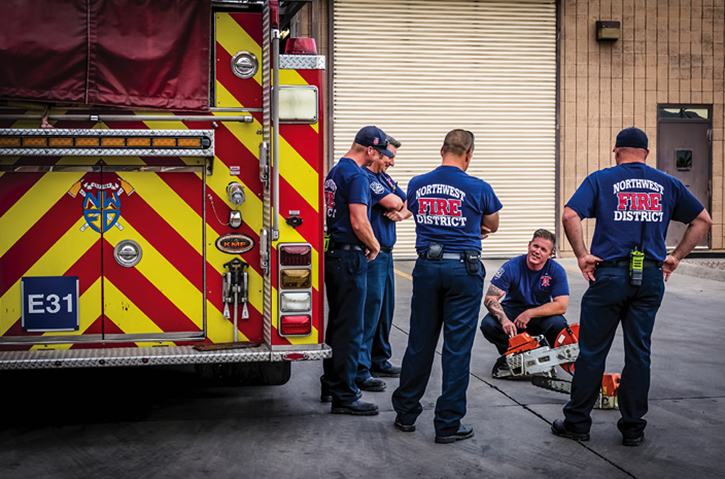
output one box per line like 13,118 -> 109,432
324,178 -> 337,218
413,183 -> 469,228
493,267 -> 505,280
541,274 -> 551,288
612,178 -> 665,223
370,181 -> 385,194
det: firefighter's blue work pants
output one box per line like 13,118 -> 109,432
357,250 -> 395,380
322,248 -> 367,404
563,264 -> 665,438
392,257 -> 484,436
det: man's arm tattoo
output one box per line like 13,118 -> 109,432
484,284 -> 507,324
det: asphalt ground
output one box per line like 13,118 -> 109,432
0,258 -> 723,478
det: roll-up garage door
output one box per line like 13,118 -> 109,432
332,0 -> 556,257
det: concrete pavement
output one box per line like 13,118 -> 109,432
385,257 -> 725,479
0,257 -> 722,478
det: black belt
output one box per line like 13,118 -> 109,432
418,252 -> 464,261
329,242 -> 364,252
380,246 -> 393,254
597,259 -> 662,269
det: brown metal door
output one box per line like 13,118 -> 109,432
657,120 -> 711,248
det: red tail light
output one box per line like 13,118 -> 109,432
280,315 -> 312,336
279,244 -> 312,266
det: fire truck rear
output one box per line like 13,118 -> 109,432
0,0 -> 330,384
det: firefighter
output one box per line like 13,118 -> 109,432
322,126 -> 392,416
480,228 -> 569,378
553,127 -> 712,446
356,136 -> 410,391
392,129 -> 502,443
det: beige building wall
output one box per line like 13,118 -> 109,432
560,0 -> 725,254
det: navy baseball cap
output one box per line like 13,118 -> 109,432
615,127 -> 649,150
354,126 -> 394,157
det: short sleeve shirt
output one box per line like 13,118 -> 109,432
566,162 -> 704,261
491,255 -> 569,310
365,168 -> 407,248
407,165 -> 502,254
324,158 -> 371,245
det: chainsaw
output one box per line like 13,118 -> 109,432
501,324 -> 620,409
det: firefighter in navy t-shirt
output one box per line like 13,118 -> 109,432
356,136 -> 410,392
552,127 -> 712,446
481,229 -> 569,378
392,129 -> 502,444
322,125 -> 393,416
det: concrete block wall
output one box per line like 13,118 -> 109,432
560,0 -> 725,253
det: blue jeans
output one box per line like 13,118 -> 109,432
322,248 -> 367,404
563,265 -> 665,437
392,257 -> 484,436
357,250 -> 394,380
480,306 -> 568,355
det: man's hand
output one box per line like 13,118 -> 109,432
350,202 -> 380,262
563,207 -> 601,281
384,209 -> 409,222
662,254 -> 680,282
366,243 -> 380,262
513,310 -> 532,330
481,225 -> 493,241
501,318 -> 517,338
578,254 -> 603,282
665,209 -> 712,282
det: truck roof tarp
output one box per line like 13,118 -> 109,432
0,0 -> 211,111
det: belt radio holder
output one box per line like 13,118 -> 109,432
426,242 -> 444,260
629,248 -> 644,286
464,249 -> 481,275
222,258 -> 250,341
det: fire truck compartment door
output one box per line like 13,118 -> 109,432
101,165 -> 205,342
0,167 -> 104,343
0,164 -> 206,345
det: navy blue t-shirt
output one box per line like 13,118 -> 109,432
324,158 -> 371,245
491,255 -> 569,310
566,162 -> 704,262
365,168 -> 407,249
407,165 -> 502,254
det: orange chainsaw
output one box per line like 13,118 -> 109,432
502,324 -> 621,409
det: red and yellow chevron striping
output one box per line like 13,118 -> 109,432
1,10 -> 326,353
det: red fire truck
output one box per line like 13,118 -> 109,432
0,0 -> 329,384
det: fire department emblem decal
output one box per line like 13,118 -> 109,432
67,178 -> 135,233
541,274 -> 551,288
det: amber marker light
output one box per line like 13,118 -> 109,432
22,137 -> 47,147
280,269 -> 312,289
48,137 -> 73,147
76,137 -> 100,147
127,138 -> 151,147
151,138 -> 176,147
101,137 -> 126,147
177,138 -> 202,147
0,137 -> 21,147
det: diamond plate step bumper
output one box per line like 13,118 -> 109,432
0,344 -> 332,370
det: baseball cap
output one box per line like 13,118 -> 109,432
354,126 -> 394,158
615,127 -> 648,150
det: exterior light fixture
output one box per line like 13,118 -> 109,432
596,21 -> 620,41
